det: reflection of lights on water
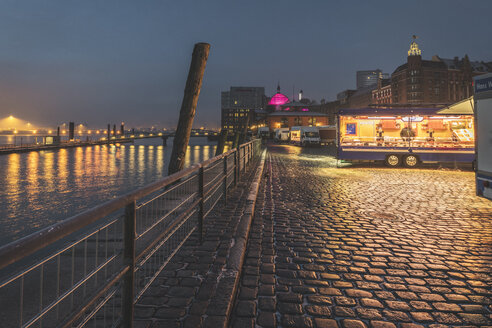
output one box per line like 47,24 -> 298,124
1,142 -> 220,239
6,154 -> 20,203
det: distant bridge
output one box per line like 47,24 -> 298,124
0,129 -> 220,155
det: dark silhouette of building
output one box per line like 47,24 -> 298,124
357,69 -> 389,89
221,87 -> 266,133
337,89 -> 357,105
347,85 -> 378,108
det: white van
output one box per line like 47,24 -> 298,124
257,127 -> 270,139
290,126 -> 320,146
274,128 -> 290,143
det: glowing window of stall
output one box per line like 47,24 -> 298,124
346,123 -> 357,135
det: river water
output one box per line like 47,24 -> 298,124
0,137 -> 226,246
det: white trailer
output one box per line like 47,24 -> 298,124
317,125 -> 337,145
257,127 -> 270,139
474,73 -> 492,200
290,126 -> 320,146
274,128 -> 289,143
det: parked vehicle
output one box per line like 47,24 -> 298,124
474,73 -> 492,200
317,125 -> 337,145
274,128 -> 289,143
337,103 -> 475,168
257,127 -> 270,139
290,126 -> 320,146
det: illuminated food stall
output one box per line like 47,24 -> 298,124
337,99 -> 475,167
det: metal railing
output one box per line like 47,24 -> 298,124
0,139 -> 262,328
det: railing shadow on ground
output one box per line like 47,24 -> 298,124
0,139 -> 262,328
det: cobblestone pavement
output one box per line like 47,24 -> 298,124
232,144 -> 492,328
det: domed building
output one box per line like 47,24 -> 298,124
267,85 -> 290,108
264,85 -> 329,131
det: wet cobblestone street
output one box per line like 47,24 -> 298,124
232,144 -> 492,328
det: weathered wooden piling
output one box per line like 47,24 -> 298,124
215,129 -> 228,156
239,111 -> 251,145
168,43 -> 210,175
233,114 -> 250,149
232,130 -> 240,149
69,122 -> 75,140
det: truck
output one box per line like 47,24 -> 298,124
337,103 -> 475,167
257,127 -> 270,139
273,128 -> 289,143
474,73 -> 492,200
317,125 -> 337,145
290,126 -> 320,146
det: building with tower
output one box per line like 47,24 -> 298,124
391,36 -> 491,105
264,84 -> 329,131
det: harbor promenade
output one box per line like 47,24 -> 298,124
231,145 -> 492,327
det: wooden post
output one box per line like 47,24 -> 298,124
107,124 -> 110,144
168,43 -> 210,175
215,129 -> 228,156
232,130 -> 240,149
122,201 -> 136,328
238,111 -> 251,146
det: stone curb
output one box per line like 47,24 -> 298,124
205,149 -> 267,327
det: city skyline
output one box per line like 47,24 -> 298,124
0,0 -> 491,128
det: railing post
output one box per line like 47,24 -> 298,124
198,166 -> 204,244
122,200 -> 136,328
242,146 -> 245,173
223,155 -> 228,205
234,149 -> 238,186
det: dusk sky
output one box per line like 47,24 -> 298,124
0,0 -> 491,129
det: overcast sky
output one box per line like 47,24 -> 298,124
0,0 -> 491,128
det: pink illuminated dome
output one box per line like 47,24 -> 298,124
269,83 -> 290,106
268,93 -> 289,106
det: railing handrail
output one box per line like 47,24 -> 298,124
0,142 -> 246,271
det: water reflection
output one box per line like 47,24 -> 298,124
0,137 -> 221,245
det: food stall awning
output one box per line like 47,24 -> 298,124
437,96 -> 474,115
